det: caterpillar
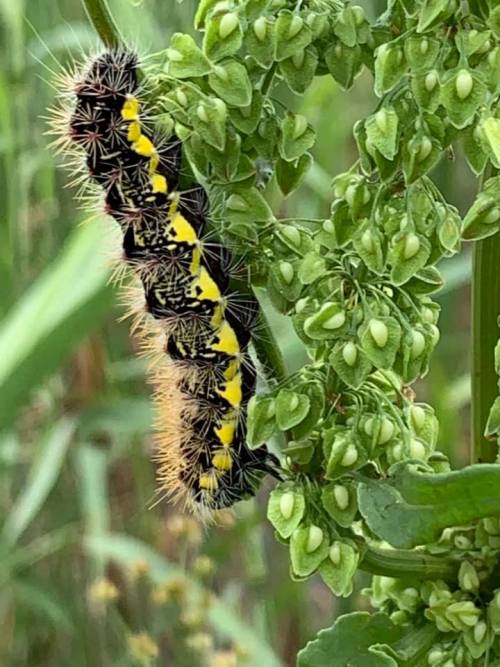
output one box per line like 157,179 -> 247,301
52,48 -> 279,514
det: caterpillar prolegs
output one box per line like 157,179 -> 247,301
54,49 -> 279,513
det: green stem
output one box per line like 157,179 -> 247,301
358,543 -> 459,582
81,0 -> 123,48
471,230 -> 500,463
252,305 -> 288,386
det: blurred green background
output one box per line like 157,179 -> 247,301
0,0 -> 477,665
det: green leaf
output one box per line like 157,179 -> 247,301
360,317 -> 402,370
298,251 -> 326,285
0,223 -> 112,432
329,341 -> 373,389
324,42 -> 363,90
191,98 -> 227,151
247,396 -> 277,447
462,124 -> 488,176
324,430 -> 367,479
290,525 -> 329,577
2,419 -> 75,544
481,117 -> 500,167
225,186 -> 274,226
276,152 -> 313,196
229,91 -> 264,135
319,541 -> 359,597
167,33 -> 211,78
404,36 -> 439,71
292,381 -> 325,440
321,482 -> 358,527
297,612 -> 402,667
374,43 -> 407,97
353,220 -> 386,275
203,12 -> 243,61
279,46 -> 318,94
440,69 -> 487,129
275,389 -> 311,430
388,232 -> 432,285
267,485 -> 306,538
485,397 -> 500,437
245,17 -> 276,68
303,302 -> 348,340
275,11 -> 312,62
358,462 -> 500,548
365,108 -> 399,161
279,112 -> 315,161
417,0 -> 454,32
208,60 -> 252,107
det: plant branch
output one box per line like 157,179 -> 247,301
81,0 -> 123,48
471,229 -> 500,463
358,543 -> 459,582
252,305 -> 288,386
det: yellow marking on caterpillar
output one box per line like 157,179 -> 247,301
199,472 -> 219,491
121,96 -> 140,121
210,322 -> 240,356
151,173 -> 167,194
132,134 -> 157,158
210,303 -> 224,328
189,246 -> 201,275
192,267 -> 221,302
149,154 -> 160,174
127,121 -> 141,143
216,373 -> 242,408
214,417 -> 236,447
223,359 -> 239,380
169,212 -> 198,244
168,193 -> 180,217
212,449 -> 233,471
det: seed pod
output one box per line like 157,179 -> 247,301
455,69 -> 473,100
279,492 -> 295,519
219,12 -> 239,39
306,525 -> 324,552
369,318 -> 389,347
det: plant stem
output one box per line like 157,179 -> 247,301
359,543 -> 458,582
81,0 -> 123,48
471,230 -> 500,463
253,305 -> 288,385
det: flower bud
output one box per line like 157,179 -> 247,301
279,261 -> 294,284
340,444 -> 358,466
418,136 -> 433,162
410,330 -> 426,359
306,525 -> 323,552
459,561 -> 479,592
196,104 -> 209,123
361,228 -> 375,253
167,48 -> 183,62
369,318 -> 389,348
409,438 -> 426,459
281,224 -> 301,246
219,12 -> 239,39
253,16 -> 267,42
288,15 -> 304,39
333,484 -> 349,510
403,233 -> 420,259
424,70 -> 438,92
279,492 -> 295,519
455,69 -> 473,100
226,194 -> 247,211
293,114 -> 308,139
322,311 -> 346,330
342,341 -> 357,367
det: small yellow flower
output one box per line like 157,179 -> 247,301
185,632 -> 214,653
88,578 -> 119,605
127,559 -> 151,580
128,632 -> 159,661
193,555 -> 215,577
166,515 -> 202,545
209,649 -> 239,667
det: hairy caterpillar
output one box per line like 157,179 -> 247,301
52,48 -> 278,513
